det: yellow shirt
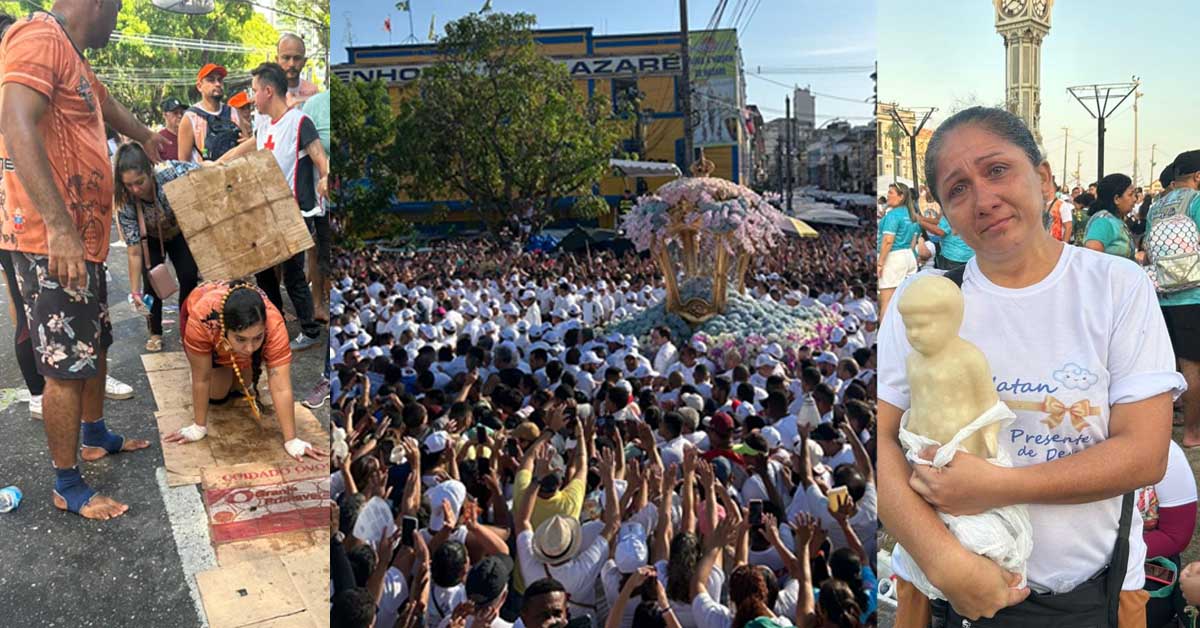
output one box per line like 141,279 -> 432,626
512,469 -> 586,592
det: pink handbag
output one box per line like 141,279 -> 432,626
136,199 -> 179,300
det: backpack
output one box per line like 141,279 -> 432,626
188,105 -> 241,161
1144,188 -> 1200,293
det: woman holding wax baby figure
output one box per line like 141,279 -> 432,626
877,106 -> 1186,627
162,279 -> 326,461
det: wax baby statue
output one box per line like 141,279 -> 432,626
890,274 -> 1033,601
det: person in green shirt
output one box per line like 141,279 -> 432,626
1083,173 -> 1138,261
877,182 -> 920,320
1147,152 -> 1200,448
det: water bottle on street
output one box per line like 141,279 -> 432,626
0,486 -> 22,513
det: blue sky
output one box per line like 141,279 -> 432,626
331,0 -> 877,124
880,0 -> 1200,190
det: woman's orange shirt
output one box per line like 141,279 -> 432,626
183,283 -> 292,371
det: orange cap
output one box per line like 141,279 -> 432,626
228,91 -> 250,108
197,63 -> 227,82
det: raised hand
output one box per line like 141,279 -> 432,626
790,511 -> 819,547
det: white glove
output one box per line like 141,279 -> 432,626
179,423 -> 208,442
285,438 -> 312,459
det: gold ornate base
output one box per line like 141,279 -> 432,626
676,297 -> 720,325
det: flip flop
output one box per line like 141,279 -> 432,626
145,336 -> 163,352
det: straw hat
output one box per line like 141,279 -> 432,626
531,514 -> 582,564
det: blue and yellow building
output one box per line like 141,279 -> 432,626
334,26 -> 750,225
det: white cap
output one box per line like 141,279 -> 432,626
864,311 -> 879,323
755,353 -> 779,368
501,303 -> 520,316
345,322 -> 360,335
691,340 -> 708,354
680,392 -> 704,411
423,430 -> 451,454
816,351 -> 839,365
551,308 -> 569,319
441,319 -> 457,332
521,290 -> 536,300
366,346 -> 385,359
500,327 -> 517,341
631,365 -> 658,379
614,522 -> 648,574
831,328 -> 847,343
427,480 -> 467,532
516,320 -> 530,333
543,330 -> 562,345
356,331 -> 372,346
761,426 -> 782,450
764,343 -> 784,359
482,321 -> 498,333
419,324 -> 437,338
580,351 -> 604,366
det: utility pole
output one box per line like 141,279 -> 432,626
1067,81 -> 1139,182
776,137 -> 784,198
678,0 -> 694,174
786,96 -> 793,213
1075,151 -> 1082,188
1061,127 -> 1069,188
1133,89 -> 1142,187
886,105 -> 935,194
1149,143 -> 1157,190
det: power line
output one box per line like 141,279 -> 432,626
753,65 -> 875,74
745,73 -> 869,105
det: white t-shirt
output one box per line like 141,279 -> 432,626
427,584 -> 466,627
515,530 -> 609,618
878,247 -> 1186,593
655,559 -> 724,628
1137,440 -> 1198,537
376,567 -> 410,628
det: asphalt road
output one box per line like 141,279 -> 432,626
0,226 -> 328,628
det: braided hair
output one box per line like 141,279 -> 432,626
204,280 -> 268,420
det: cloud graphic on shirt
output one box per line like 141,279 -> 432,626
1052,363 -> 1099,391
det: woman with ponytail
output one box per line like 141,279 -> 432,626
1083,172 -> 1139,261
877,182 -> 921,320
113,142 -> 202,352
165,280 -> 326,460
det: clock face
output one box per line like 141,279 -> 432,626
1002,0 -> 1027,17
1034,0 -> 1048,18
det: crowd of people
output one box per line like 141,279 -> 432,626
327,225 -> 881,627
0,1 -> 329,520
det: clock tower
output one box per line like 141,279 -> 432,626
994,0 -> 1053,144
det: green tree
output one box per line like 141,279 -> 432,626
331,75 -> 404,242
0,0 -> 278,122
395,12 -> 625,232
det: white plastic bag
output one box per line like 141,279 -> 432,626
891,401 -> 1034,601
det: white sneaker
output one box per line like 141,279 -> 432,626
105,376 -> 134,400
30,395 -> 42,420
16,389 -> 31,404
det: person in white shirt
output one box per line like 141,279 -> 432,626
437,554 -> 517,628
514,442 -> 620,620
651,326 -> 679,375
880,107 -> 1182,622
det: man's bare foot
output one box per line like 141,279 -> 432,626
53,492 -> 129,520
80,438 -> 151,462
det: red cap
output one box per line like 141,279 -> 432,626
227,91 -> 250,108
707,412 -> 734,436
197,63 -> 227,82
